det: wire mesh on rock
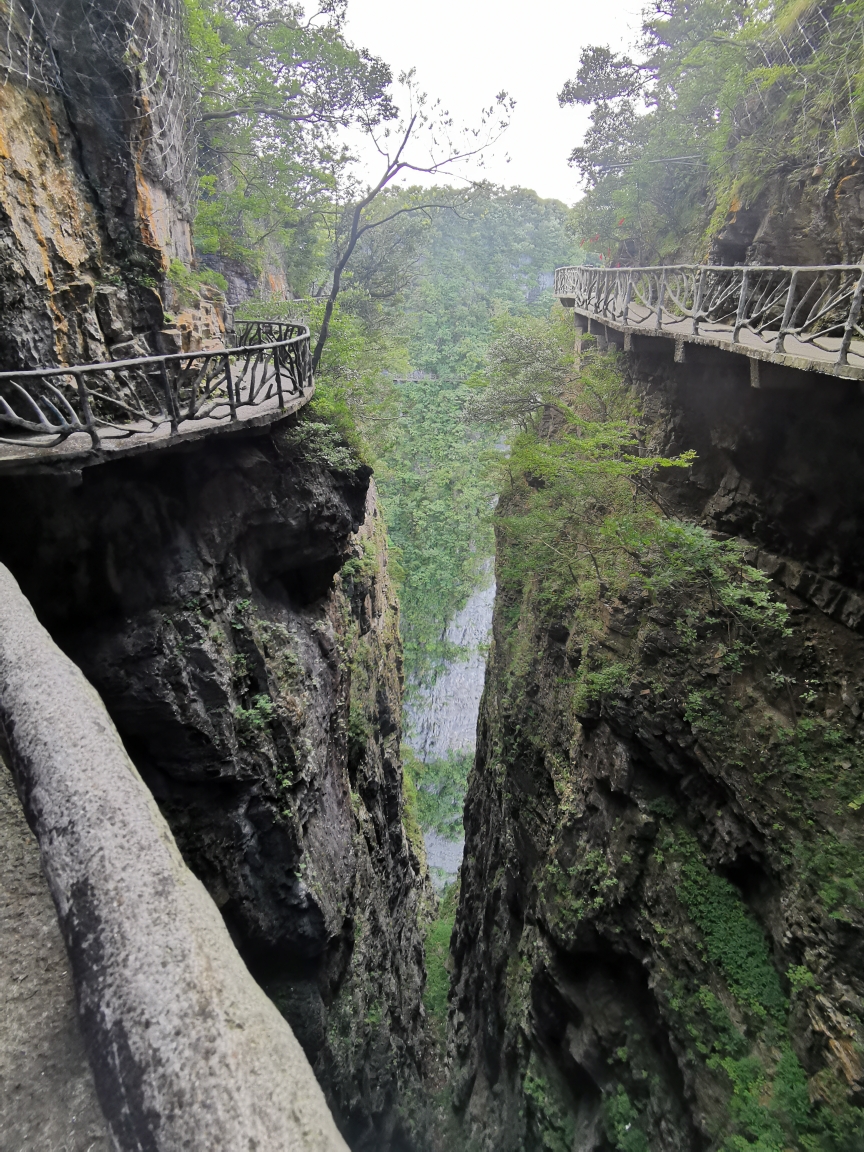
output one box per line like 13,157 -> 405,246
0,0 -> 196,215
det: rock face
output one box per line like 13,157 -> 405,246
0,419 -> 431,1150
708,163 -> 864,266
449,345 -> 864,1149
0,0 -> 218,371
405,574 -> 496,765
404,575 -> 495,887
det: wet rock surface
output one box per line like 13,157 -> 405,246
0,419 -> 431,1150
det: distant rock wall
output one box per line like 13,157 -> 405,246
405,575 -> 495,763
404,575 -> 495,887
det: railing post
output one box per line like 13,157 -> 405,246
655,268 -> 667,329
225,352 -> 237,420
74,371 -> 100,449
692,267 -> 705,336
732,268 -> 749,344
158,359 -> 179,434
274,345 -> 285,409
775,269 -> 798,353
621,273 -> 633,325
838,268 -> 864,367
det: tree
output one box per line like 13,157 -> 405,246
310,73 -> 514,370
557,0 -> 754,262
187,0 -> 513,367
186,0 -> 396,273
559,0 -> 864,264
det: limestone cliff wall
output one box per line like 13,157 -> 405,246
0,420 -> 432,1151
709,164 -> 864,265
449,346 -> 864,1150
0,0 -> 213,370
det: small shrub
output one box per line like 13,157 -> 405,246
234,694 -> 274,742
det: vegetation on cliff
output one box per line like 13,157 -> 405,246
449,319 -> 864,1150
473,313 -> 790,712
563,0 -> 864,262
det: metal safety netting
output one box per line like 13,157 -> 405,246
0,0 -> 195,214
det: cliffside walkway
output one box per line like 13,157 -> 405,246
0,320 -> 313,473
555,263 -> 864,380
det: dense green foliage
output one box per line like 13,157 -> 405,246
660,826 -> 864,1152
562,0 -> 864,261
400,187 -> 576,376
375,188 -> 576,685
375,380 -> 495,680
236,189 -> 574,687
472,317 -> 790,711
423,881 -> 458,1032
674,832 -> 788,1023
185,0 -> 394,277
224,182 -> 575,686
403,749 -> 472,840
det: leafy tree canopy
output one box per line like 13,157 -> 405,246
186,0 -> 396,272
561,0 -> 864,262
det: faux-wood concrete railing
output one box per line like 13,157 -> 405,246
0,320 -> 312,467
555,264 -> 864,379
0,562 -> 348,1152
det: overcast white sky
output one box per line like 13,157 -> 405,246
343,0 -> 644,206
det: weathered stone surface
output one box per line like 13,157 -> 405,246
0,561 -> 349,1152
0,0 -> 220,373
0,754 -> 110,1152
0,418 -> 431,1150
711,163 -> 864,266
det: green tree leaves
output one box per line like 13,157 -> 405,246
564,0 -> 864,262
186,0 -> 394,271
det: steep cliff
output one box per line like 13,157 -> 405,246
0,418 -> 432,1150
449,342 -> 864,1150
0,0 -> 220,370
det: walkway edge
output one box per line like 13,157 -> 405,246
0,562 -> 348,1151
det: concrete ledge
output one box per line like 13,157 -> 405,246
560,303 -> 864,383
0,384 -> 315,476
0,563 -> 347,1152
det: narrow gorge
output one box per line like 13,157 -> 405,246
2,1 -> 864,1151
